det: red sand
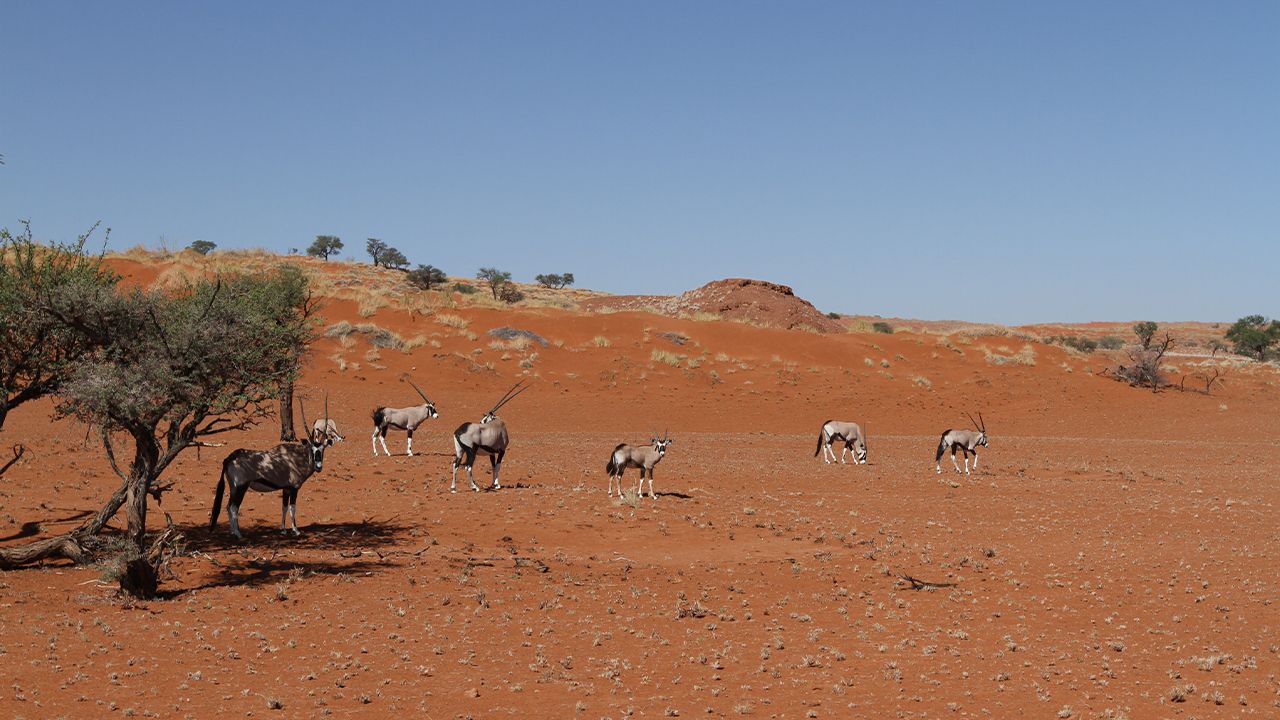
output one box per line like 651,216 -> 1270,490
1,259 -> 1276,718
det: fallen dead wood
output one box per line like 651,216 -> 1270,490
900,574 -> 957,590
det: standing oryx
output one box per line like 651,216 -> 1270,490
606,431 -> 673,500
310,418 -> 344,445
815,420 -> 867,465
451,381 -> 528,493
211,396 -> 330,539
371,378 -> 439,456
935,412 -> 988,475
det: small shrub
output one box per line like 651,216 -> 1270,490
872,321 -> 893,334
826,311 -> 841,320
592,335 -> 611,347
498,284 -> 525,304
453,282 -> 478,295
436,313 -> 469,329
1098,335 -> 1124,350
488,327 -> 549,347
651,349 -> 683,367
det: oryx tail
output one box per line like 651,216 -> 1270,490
210,463 -> 228,528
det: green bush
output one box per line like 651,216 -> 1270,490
872,321 -> 893,334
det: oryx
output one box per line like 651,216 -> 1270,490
814,420 -> 867,465
211,396 -> 329,539
606,431 -> 673,499
371,378 -> 439,456
935,412 -> 988,475
310,418 -> 344,445
451,380 -> 528,493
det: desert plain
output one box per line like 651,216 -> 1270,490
1,254 -> 1276,719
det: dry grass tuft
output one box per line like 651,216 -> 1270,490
436,313 -> 469,330
983,344 -> 1037,366
651,349 -> 684,367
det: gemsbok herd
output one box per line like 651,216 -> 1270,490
209,378 -> 991,539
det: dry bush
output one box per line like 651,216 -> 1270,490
651,349 -> 684,367
983,344 -> 1037,366
436,313 -> 469,330
592,335 -> 611,347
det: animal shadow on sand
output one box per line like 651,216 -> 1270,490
177,518 -> 413,593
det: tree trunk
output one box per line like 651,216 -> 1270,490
279,381 -> 296,441
0,476 -> 129,569
124,434 -> 160,552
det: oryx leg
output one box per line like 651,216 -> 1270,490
971,450 -> 980,470
280,490 -> 290,532
645,467 -> 656,499
287,488 -> 300,535
822,437 -> 837,464
950,446 -> 963,474
371,428 -> 379,456
491,449 -> 505,489
375,427 -> 392,456
840,440 -> 851,464
229,483 -> 250,540
406,429 -> 414,457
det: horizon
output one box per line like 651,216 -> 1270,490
2,2 -> 1276,324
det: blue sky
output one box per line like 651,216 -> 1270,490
2,2 -> 1276,324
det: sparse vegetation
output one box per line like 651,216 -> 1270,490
407,264 -> 447,291
1133,321 -> 1159,350
535,273 -> 575,289
872,321 -> 893,334
187,239 -> 216,255
477,267 -> 513,299
1225,315 -> 1279,360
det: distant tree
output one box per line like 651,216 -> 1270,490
1133,321 -> 1159,350
307,235 -> 343,260
1112,331 -> 1173,392
188,240 -> 216,255
477,267 -> 512,299
407,264 -> 448,291
535,273 -> 575,289
366,238 -> 389,266
381,247 -> 409,270
872,321 -> 894,334
498,283 -> 525,304
1224,315 -> 1280,360
0,221 -> 117,432
1098,335 -> 1124,350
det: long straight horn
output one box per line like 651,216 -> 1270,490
965,412 -> 980,431
298,396 -> 310,442
324,393 -> 330,430
406,378 -> 432,404
978,412 -> 986,433
489,379 -> 529,415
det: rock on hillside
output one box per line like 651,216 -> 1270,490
583,278 -> 844,333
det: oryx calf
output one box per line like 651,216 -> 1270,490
211,398 -> 329,539
372,378 -> 439,456
451,381 -> 528,493
814,420 -> 867,465
606,433 -> 673,499
935,412 -> 988,475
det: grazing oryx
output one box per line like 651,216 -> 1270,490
814,420 -> 867,465
606,431 -> 673,499
211,397 -> 329,539
935,412 -> 988,475
451,381 -> 528,493
310,418 -> 344,445
371,378 -> 439,456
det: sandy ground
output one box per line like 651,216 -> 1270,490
2,263 -> 1277,719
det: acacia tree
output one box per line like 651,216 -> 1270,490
1224,315 -> 1279,360
1133,321 -> 1158,350
188,240 -> 216,255
0,271 -> 313,593
366,238 -> 388,266
307,235 -> 343,260
477,267 -> 512,299
407,264 -> 447,290
0,222 -> 116,432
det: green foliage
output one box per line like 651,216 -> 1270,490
476,267 -> 512,299
188,240 -> 216,255
826,312 -> 841,320
535,273 -> 575,289
0,221 -> 118,430
366,238 -> 388,266
307,235 -> 343,260
1097,335 -> 1124,350
498,283 -> 525,304
1133,321 -> 1158,350
407,264 -> 447,291
872,321 -> 893,334
381,247 -> 409,270
1046,335 -> 1098,353
1224,315 -> 1279,360
453,282 -> 478,295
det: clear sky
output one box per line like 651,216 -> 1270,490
2,2 -> 1276,324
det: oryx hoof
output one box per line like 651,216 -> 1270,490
289,528 -> 301,537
